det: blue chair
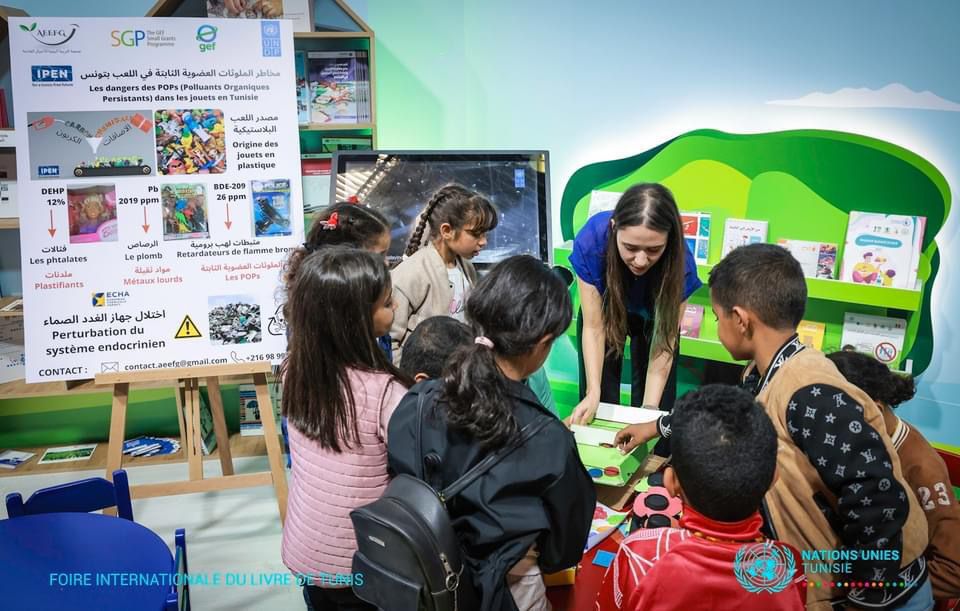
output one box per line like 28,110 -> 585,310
165,528 -> 191,611
5,468 -> 134,521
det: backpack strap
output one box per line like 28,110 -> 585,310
439,417 -> 552,502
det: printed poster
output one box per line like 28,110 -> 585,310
10,18 -> 303,382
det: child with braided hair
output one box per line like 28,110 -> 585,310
389,184 -> 498,362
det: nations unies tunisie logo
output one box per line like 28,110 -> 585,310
734,541 -> 796,594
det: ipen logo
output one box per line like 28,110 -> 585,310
111,29 -> 146,47
38,165 -> 60,177
31,65 -> 73,82
196,25 -> 217,53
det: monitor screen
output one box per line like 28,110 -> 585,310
331,151 -> 550,268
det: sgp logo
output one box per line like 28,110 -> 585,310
111,30 -> 146,47
196,25 -> 217,53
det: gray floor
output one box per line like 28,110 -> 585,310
1,457 -> 304,610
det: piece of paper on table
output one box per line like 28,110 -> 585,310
596,403 -> 667,424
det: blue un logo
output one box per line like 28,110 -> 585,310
734,542 -> 796,594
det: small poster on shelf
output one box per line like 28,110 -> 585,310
841,312 -> 907,365
777,239 -> 837,279
722,218 -> 768,257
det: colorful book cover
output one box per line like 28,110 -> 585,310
251,179 -> 292,237
306,51 -> 370,124
777,239 -> 838,279
586,502 -> 630,552
722,218 -> 768,257
680,304 -> 704,338
295,51 -> 310,124
0,450 -> 35,469
238,383 -> 282,436
681,212 -> 711,264
840,312 -> 907,366
796,320 -> 826,351
840,211 -> 926,290
38,444 -> 97,464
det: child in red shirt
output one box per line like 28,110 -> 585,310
597,385 -> 806,611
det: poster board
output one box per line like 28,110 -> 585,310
9,18 -> 303,382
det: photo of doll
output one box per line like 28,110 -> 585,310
67,185 -> 118,244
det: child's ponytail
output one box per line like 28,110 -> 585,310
442,256 -> 572,449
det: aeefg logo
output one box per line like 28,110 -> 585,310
111,29 -> 146,47
31,65 -> 73,82
196,25 -> 217,53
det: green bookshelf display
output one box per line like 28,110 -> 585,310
551,129 -> 950,387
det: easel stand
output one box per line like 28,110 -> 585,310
95,362 -> 287,522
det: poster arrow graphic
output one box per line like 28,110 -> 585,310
225,203 -> 232,230
48,209 -> 56,237
142,206 -> 150,233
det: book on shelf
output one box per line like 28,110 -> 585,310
38,443 -> 97,464
840,312 -> 907,366
0,317 -> 25,384
722,218 -> 768,257
295,51 -> 310,124
206,0 -> 313,32
238,383 -> 282,436
321,137 -> 373,153
0,149 -> 17,219
777,239 -> 838,280
306,51 -> 372,124
840,211 -> 926,290
0,450 -> 35,470
180,394 -> 217,455
680,304 -> 704,339
681,211 -> 711,264
796,320 -> 826,351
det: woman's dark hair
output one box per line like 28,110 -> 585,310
280,246 -> 412,452
404,184 -> 499,256
603,183 -> 685,357
284,202 -> 390,295
442,255 -> 572,449
826,350 -> 916,408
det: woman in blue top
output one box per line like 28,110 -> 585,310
568,183 -> 702,431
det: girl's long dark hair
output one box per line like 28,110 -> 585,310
281,247 -> 412,452
603,183 -> 685,357
404,184 -> 498,256
284,202 -> 390,297
826,350 -> 916,408
442,255 -> 572,449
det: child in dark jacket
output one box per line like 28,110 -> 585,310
388,256 -> 594,611
828,350 -> 960,603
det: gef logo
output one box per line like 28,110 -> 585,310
196,25 -> 217,53
31,65 -> 73,82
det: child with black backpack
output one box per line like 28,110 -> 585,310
365,255 -> 595,611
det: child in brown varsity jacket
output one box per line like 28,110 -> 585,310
828,350 -> 960,603
616,244 -> 932,611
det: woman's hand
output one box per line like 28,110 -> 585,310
614,421 -> 659,454
568,394 -> 600,426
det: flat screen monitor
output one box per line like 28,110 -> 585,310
330,151 -> 550,268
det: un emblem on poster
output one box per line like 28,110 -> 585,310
734,541 -> 795,593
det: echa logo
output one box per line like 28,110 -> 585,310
196,25 -> 217,53
92,292 -> 106,307
19,22 -> 79,47
31,65 -> 73,82
38,165 -> 60,177
734,542 -> 796,594
92,291 -> 130,307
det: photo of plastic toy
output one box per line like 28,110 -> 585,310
250,179 -> 292,237
154,109 -> 226,176
161,183 -> 210,241
67,184 -> 118,244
